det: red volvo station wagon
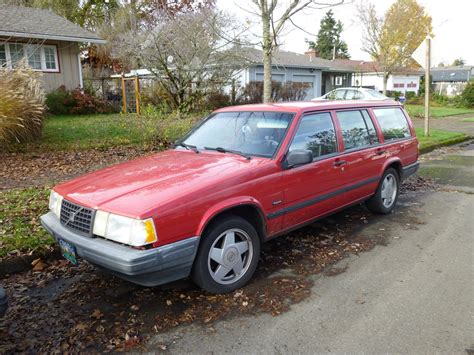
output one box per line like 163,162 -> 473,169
41,101 -> 419,293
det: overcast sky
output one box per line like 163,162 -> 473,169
216,0 -> 473,66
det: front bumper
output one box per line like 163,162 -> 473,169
40,212 -> 199,287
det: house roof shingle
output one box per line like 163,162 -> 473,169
241,47 -> 334,70
430,65 -> 473,82
0,5 -> 105,43
241,48 -> 420,75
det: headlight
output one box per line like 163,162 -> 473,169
49,190 -> 63,218
92,211 -> 157,247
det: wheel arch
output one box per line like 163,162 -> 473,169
197,198 -> 267,244
382,158 -> 402,178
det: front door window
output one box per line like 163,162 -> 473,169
289,112 -> 337,159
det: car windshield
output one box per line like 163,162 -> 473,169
365,89 -> 387,99
182,111 -> 294,158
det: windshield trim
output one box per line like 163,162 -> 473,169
179,110 -> 296,160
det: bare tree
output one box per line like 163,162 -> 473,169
356,0 -> 432,94
248,0 -> 344,103
113,9 -> 247,112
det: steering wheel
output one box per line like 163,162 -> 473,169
266,139 -> 279,147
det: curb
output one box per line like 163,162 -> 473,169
419,135 -> 473,154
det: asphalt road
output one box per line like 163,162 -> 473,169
150,144 -> 474,354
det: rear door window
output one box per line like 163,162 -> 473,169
345,90 -> 363,100
372,107 -> 411,141
334,89 -> 346,100
289,112 -> 337,159
336,110 -> 379,150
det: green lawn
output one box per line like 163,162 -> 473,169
406,105 -> 474,118
11,112 -> 202,152
41,114 -> 140,150
462,117 -> 474,122
415,128 -> 468,152
0,187 -> 53,259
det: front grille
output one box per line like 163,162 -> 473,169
60,199 -> 95,236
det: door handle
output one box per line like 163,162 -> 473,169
375,149 -> 386,156
334,159 -> 347,167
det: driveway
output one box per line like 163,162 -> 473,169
148,142 -> 474,354
412,113 -> 474,136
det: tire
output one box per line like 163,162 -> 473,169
365,168 -> 400,214
191,215 -> 260,294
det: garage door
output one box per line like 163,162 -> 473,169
292,75 -> 315,100
256,73 -> 285,82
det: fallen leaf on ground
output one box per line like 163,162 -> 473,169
91,309 -> 104,320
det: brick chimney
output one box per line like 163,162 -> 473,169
305,49 -> 320,61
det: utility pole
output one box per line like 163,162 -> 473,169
424,37 -> 431,136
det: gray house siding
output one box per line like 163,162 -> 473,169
42,40 -> 81,92
249,65 -> 323,99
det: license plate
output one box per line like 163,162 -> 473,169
59,239 -> 78,265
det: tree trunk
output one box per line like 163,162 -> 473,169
261,0 -> 272,103
382,72 -> 388,95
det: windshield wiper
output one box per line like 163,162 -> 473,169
204,146 -> 251,160
174,141 -> 199,153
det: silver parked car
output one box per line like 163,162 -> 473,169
313,87 -> 391,101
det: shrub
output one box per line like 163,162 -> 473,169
140,82 -> 175,113
123,105 -> 203,148
385,90 -> 402,100
280,82 -> 310,101
44,86 -> 71,114
45,86 -> 114,115
202,90 -> 231,110
460,81 -> 474,108
432,93 -> 451,106
0,61 -> 45,145
239,81 -> 311,104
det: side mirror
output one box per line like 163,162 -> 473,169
283,150 -> 313,169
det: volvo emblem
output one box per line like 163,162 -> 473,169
66,208 -> 82,224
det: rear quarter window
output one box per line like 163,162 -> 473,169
372,107 -> 411,141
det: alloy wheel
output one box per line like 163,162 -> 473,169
207,228 -> 253,285
381,174 -> 397,208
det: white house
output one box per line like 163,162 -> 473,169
352,71 -> 421,94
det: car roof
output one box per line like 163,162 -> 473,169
332,87 -> 377,92
215,100 -> 400,114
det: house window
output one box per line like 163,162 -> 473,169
0,43 -> 59,72
335,76 -> 343,86
44,46 -> 57,70
26,45 -> 42,70
0,44 -> 6,66
9,43 -> 24,67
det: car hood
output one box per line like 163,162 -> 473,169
54,149 -> 267,218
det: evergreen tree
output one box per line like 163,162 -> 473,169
307,10 -> 350,60
452,58 -> 465,66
